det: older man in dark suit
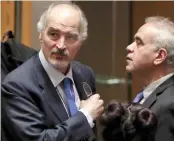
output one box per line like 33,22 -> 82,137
126,16 -> 174,141
2,2 -> 104,141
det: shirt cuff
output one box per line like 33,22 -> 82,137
79,108 -> 95,128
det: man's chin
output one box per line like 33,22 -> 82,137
126,66 -> 133,73
49,59 -> 69,69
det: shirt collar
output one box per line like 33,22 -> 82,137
143,73 -> 174,99
39,49 -> 74,87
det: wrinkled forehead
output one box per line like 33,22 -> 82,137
46,5 -> 81,31
135,23 -> 158,43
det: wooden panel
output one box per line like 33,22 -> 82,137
21,1 -> 32,46
131,1 -> 174,97
1,1 -> 15,39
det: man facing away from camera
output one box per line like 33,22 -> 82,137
2,2 -> 104,141
126,16 -> 174,141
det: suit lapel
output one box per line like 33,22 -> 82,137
142,75 -> 174,108
34,55 -> 69,121
72,63 -> 91,100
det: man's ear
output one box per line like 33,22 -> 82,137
154,48 -> 167,65
39,33 -> 42,43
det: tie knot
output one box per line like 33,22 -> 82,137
137,91 -> 144,97
63,78 -> 74,93
133,91 -> 144,103
63,78 -> 72,86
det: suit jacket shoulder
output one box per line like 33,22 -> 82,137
72,61 -> 95,80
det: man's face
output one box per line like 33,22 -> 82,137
40,6 -> 82,73
126,23 -> 158,75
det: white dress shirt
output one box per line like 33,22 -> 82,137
39,49 -> 94,127
140,73 -> 174,104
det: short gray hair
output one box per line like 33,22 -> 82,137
37,2 -> 88,41
145,16 -> 174,68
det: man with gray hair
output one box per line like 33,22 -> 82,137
126,16 -> 174,141
2,2 -> 104,141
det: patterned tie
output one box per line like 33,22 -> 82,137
63,78 -> 78,116
133,91 -> 144,103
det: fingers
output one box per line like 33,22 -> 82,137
98,105 -> 104,114
89,94 -> 104,106
90,94 -> 100,99
99,99 -> 104,105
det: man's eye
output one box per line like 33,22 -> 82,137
50,32 -> 57,37
48,31 -> 59,40
136,40 -> 143,45
66,34 -> 78,41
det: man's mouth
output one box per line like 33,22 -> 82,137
57,50 -> 67,56
126,56 -> 132,61
51,53 -> 65,59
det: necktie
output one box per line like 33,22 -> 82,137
132,91 -> 144,103
63,78 -> 78,116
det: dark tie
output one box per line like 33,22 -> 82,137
63,78 -> 78,116
133,91 -> 144,103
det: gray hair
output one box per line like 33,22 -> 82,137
37,2 -> 88,41
145,16 -> 174,68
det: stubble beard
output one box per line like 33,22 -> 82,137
48,56 -> 70,71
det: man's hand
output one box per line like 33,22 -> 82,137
80,94 -> 104,120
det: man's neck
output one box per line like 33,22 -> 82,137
55,64 -> 71,75
135,68 -> 173,87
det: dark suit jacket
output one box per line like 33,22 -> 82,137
2,55 -> 96,141
142,75 -> 174,141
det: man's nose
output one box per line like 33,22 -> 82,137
56,36 -> 66,49
126,42 -> 134,53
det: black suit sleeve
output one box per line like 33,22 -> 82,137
2,81 -> 94,141
155,102 -> 174,141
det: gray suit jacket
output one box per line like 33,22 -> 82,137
2,55 -> 96,141
142,75 -> 174,141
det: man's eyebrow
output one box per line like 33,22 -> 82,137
134,35 -> 144,44
48,27 -> 78,35
48,27 -> 59,31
